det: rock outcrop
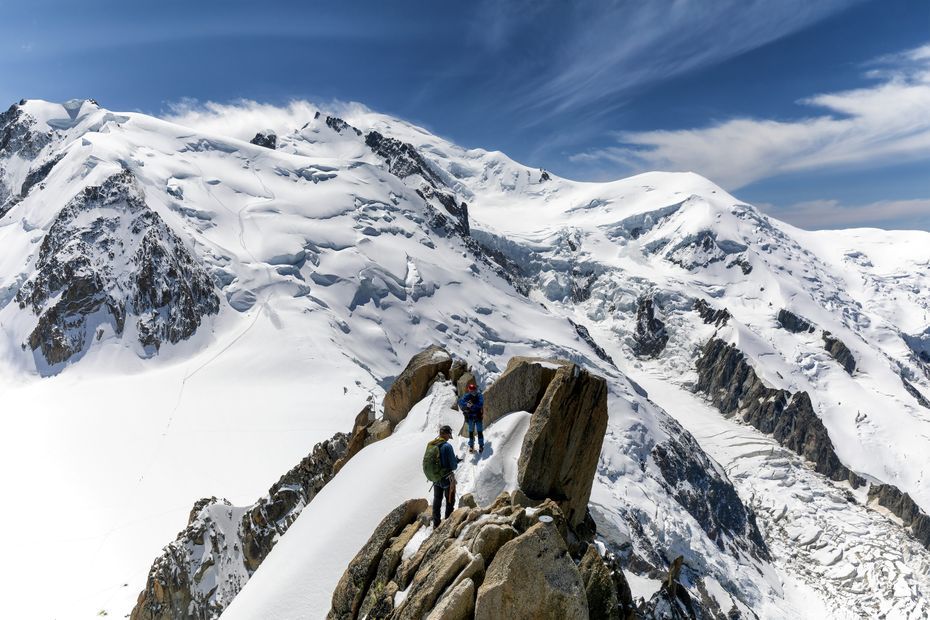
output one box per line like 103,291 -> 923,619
632,296 -> 668,358
868,484 -> 930,551
822,331 -> 856,374
569,318 -> 617,366
1,102 -> 52,215
328,493 -> 635,620
481,356 -> 565,426
695,338 -> 863,487
329,499 -> 428,620
325,115 -> 362,136
777,308 -> 815,333
475,521 -> 588,620
663,229 -> 748,272
651,416 -> 769,560
382,345 -> 453,427
693,299 -> 730,327
16,169 -> 219,366
131,432 -> 349,620
517,362 -> 608,528
365,130 -> 445,188
249,131 -> 277,149
638,556 -> 699,620
19,152 -> 63,197
902,376 -> 930,409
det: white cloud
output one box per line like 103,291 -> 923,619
503,0 -> 862,120
162,99 -> 374,142
759,197 -> 930,231
572,43 -> 930,189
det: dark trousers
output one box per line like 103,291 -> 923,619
432,476 -> 456,527
466,418 -> 484,449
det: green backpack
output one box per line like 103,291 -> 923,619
423,437 -> 447,482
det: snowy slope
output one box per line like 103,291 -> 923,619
0,99 -> 928,619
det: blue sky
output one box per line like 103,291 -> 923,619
1,0 -> 928,230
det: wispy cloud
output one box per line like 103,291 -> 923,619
162,99 -> 380,142
571,43 -> 930,188
491,0 -> 862,120
759,197 -> 930,231
163,99 -> 321,140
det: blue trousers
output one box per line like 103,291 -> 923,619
467,419 -> 484,449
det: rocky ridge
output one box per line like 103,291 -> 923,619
130,433 -> 350,620
695,337 -> 930,553
15,169 -> 219,367
132,347 -> 457,620
695,338 -> 863,487
328,359 -> 643,620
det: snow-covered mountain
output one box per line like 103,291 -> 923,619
1,98 -> 928,619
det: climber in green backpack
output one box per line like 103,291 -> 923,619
423,425 -> 462,528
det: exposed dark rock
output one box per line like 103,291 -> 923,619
727,255 -> 753,274
188,496 -> 221,525
651,417 -> 769,561
464,234 -> 529,294
639,556 -> 699,620
416,185 -> 470,236
822,332 -> 856,374
365,130 -> 444,188
241,433 -> 351,570
695,338 -> 864,488
902,376 -> 930,409
364,129 -> 471,239
15,169 -> 219,366
601,552 -> 636,620
249,132 -> 277,149
19,153 -> 63,197
633,296 -> 668,358
570,266 -> 600,303
693,299 -> 730,327
382,345 -> 452,428
868,484 -> 930,551
1,102 -> 53,217
131,432 -> 351,620
777,309 -> 816,333
569,318 -> 616,367
0,102 -> 51,160
517,362 -> 609,527
326,115 -> 362,136
664,230 -> 747,271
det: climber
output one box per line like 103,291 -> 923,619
423,424 -> 461,528
458,381 -> 485,453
